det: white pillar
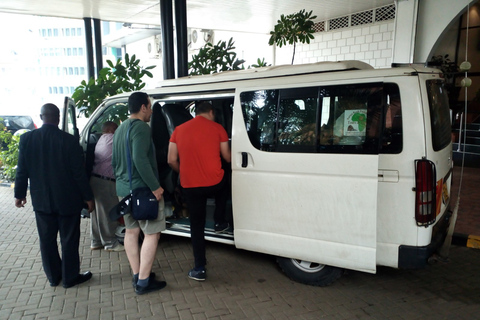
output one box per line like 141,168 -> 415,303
392,0 -> 418,64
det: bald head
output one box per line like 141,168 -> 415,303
40,103 -> 60,125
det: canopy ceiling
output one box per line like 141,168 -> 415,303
0,0 -> 394,34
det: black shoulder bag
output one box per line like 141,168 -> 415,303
126,120 -> 159,220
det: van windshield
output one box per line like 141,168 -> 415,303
426,80 -> 452,151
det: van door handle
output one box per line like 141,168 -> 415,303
378,170 -> 399,182
241,152 -> 248,168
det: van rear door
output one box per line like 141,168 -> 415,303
232,84 -> 379,273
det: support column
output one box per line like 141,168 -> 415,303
175,0 -> 188,78
83,18 -> 95,80
391,0 -> 419,64
160,0 -> 175,79
93,19 -> 103,76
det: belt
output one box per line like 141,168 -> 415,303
92,173 -> 116,182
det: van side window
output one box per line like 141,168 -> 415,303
90,102 -> 129,135
240,90 -> 279,151
426,80 -> 451,151
278,87 -> 318,152
240,83 -> 402,154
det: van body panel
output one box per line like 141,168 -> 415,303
74,61 -> 454,284
415,74 -> 453,247
231,89 -> 378,273
376,76 -> 427,255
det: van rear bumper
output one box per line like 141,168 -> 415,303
397,208 -> 453,269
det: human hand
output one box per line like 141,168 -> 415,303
152,187 -> 164,201
15,198 -> 27,208
86,200 -> 95,213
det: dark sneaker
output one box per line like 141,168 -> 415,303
214,222 -> 230,233
188,269 -> 206,281
132,272 -> 156,288
135,279 -> 167,295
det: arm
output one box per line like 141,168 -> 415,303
130,124 -> 161,191
167,142 -> 180,173
220,141 -> 231,163
14,135 -> 29,206
68,137 -> 94,202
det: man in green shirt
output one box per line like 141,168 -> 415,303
112,92 -> 166,295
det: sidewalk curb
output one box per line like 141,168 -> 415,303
452,233 -> 480,249
0,181 -> 14,188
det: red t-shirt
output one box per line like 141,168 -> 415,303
170,116 -> 229,188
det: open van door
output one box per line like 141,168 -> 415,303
62,97 -> 79,141
232,85 -> 379,276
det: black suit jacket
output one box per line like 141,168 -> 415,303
14,124 -> 93,215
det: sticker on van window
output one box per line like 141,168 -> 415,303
343,109 -> 367,137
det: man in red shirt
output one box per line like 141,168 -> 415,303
168,102 -> 231,281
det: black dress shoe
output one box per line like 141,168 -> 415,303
63,271 -> 93,288
49,278 -> 62,287
135,279 -> 166,295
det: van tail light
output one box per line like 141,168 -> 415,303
414,159 -> 436,226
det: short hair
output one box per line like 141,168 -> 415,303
195,102 -> 213,116
128,92 -> 150,114
101,121 -> 118,133
40,103 -> 60,123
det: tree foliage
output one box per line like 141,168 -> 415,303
0,123 -> 20,182
72,53 -> 156,117
250,58 -> 271,68
269,9 -> 317,64
188,38 -> 246,75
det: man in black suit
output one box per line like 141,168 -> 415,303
14,103 -> 95,288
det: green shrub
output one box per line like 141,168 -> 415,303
0,128 -> 20,182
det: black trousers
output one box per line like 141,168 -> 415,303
35,211 -> 81,284
183,176 -> 228,269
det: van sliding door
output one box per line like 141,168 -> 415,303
232,83 -> 383,273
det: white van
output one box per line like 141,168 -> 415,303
64,61 -> 453,286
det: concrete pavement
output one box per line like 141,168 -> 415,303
1,167 -> 479,319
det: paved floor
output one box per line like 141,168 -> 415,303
1,167 -> 479,320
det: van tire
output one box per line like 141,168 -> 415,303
276,257 -> 343,286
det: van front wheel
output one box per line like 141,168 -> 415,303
276,257 -> 343,286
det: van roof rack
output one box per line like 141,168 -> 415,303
391,62 -> 427,68
157,60 -> 374,88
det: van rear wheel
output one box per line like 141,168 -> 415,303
276,257 -> 343,286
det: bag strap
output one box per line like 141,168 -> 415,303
126,120 -> 140,193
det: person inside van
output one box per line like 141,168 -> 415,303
167,101 -> 231,281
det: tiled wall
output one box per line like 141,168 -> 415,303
275,21 -> 394,69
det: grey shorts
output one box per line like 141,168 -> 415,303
118,196 -> 166,234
